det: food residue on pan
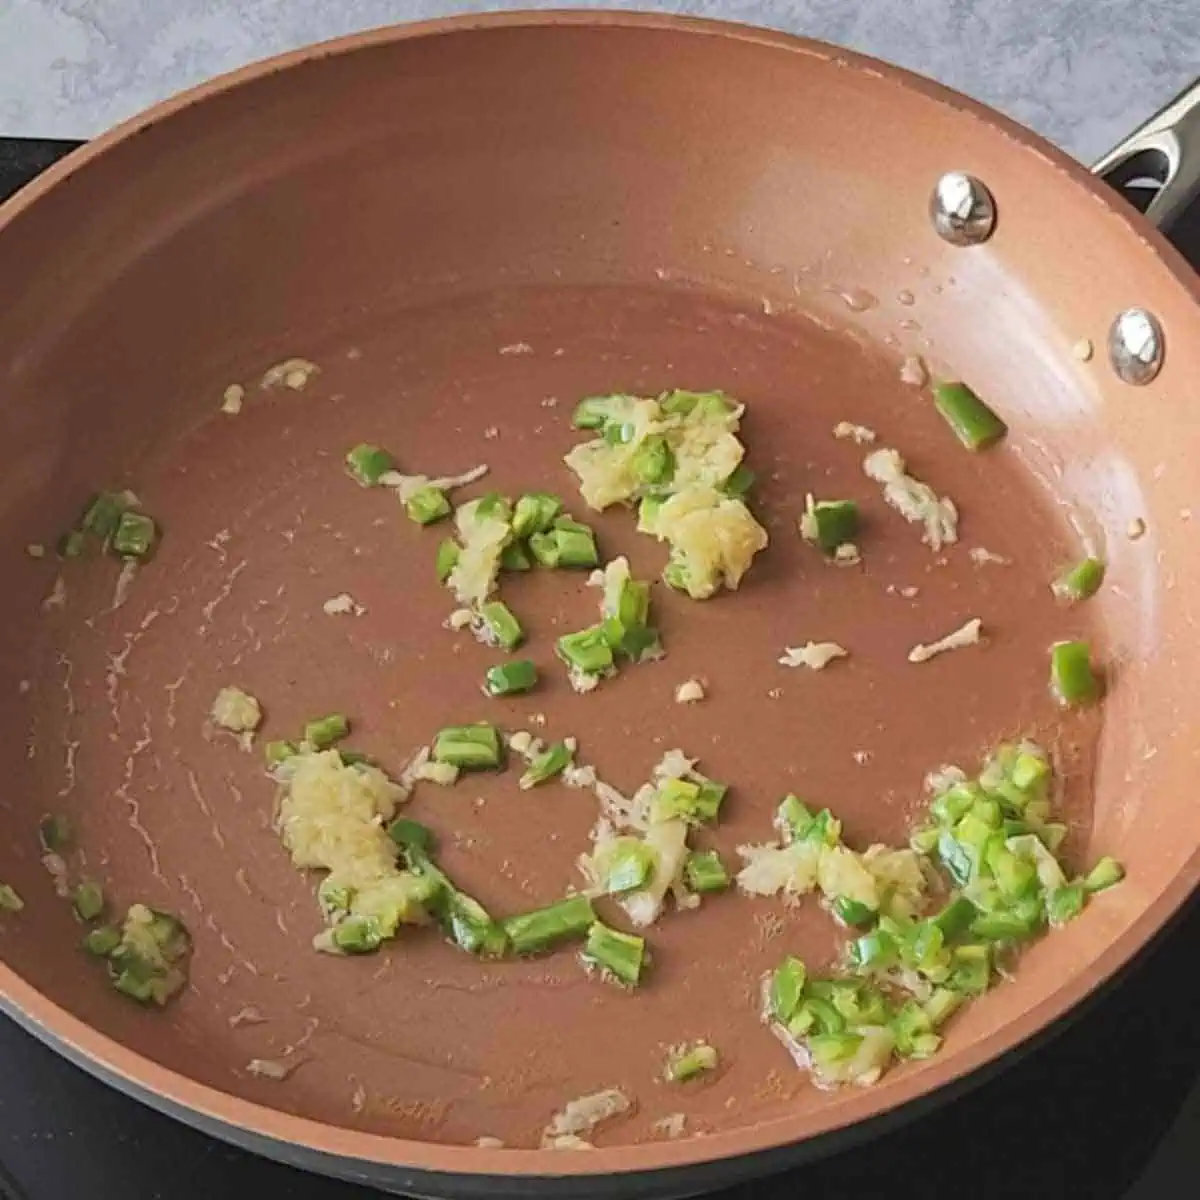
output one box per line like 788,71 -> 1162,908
779,642 -> 848,671
863,448 -> 958,551
260,358 -> 320,391
907,617 -> 983,664
221,384 -> 246,414
832,421 -> 876,445
542,1088 -> 632,1148
899,354 -> 929,386
210,686 -> 263,746
247,1056 -> 304,1081
19,330 -> 1126,1154
322,592 -> 365,617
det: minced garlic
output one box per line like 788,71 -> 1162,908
210,686 -> 263,735
779,642 -> 848,670
907,617 -> 983,664
864,448 -> 958,551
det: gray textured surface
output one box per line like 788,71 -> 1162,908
0,1 -> 1198,162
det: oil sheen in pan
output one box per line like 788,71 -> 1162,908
8,282 -> 1102,1148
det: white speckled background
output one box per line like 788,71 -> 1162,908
1,1 -> 1198,160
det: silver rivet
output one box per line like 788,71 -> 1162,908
1108,308 -> 1164,385
929,172 -> 996,246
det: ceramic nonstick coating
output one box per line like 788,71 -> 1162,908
0,11 -> 1197,1190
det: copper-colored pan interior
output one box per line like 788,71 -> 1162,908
0,12 -> 1198,1177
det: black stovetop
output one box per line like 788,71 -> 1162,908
1,136 -> 1197,1200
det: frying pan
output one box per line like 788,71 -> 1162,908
1,10 -> 1199,1199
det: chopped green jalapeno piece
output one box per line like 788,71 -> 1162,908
722,464 -> 756,498
937,831 -> 974,887
443,892 -> 509,957
932,381 -> 1008,451
808,1032 -> 863,1069
72,881 -> 106,922
684,850 -> 729,894
924,987 -> 964,1027
388,818 -> 437,855
499,541 -> 532,572
891,1000 -> 940,1059
848,929 -> 897,970
1047,884 -> 1086,927
553,515 -> 593,535
594,838 -> 656,894
556,626 -> 614,676
111,511 -> 157,559
1051,557 -> 1106,604
432,723 -> 502,770
662,552 -> 691,593
332,915 -> 385,954
528,531 -> 560,568
664,1041 -> 718,1082
931,895 -> 977,940
833,896 -> 876,928
39,814 -> 72,853
436,538 -> 460,582
106,905 -> 190,1006
603,619 -> 662,664
58,529 -> 87,559
472,493 -> 512,522
405,486 -> 451,526
1050,640 -> 1100,707
777,795 -> 816,840
806,808 -> 843,847
81,492 -> 130,541
264,739 -> 299,767
769,956 -> 807,1023
318,878 -> 354,918
931,784 -> 977,826
659,389 -> 737,419
511,492 -> 563,538
0,884 -> 23,913
970,907 -> 1040,943
638,495 -> 665,529
1083,856 -> 1125,893
83,925 -> 121,955
910,826 -> 940,855
304,713 -> 350,750
988,845 -> 1038,899
602,421 -> 636,446
631,435 -> 675,485
581,921 -> 647,987
650,776 -> 727,825
572,395 -> 626,430
388,820 -> 436,859
801,497 -> 860,552
1037,822 -> 1069,853
1009,751 -> 1051,793
552,528 -> 599,568
602,572 -> 650,630
479,600 -> 524,651
948,944 -> 991,994
484,659 -> 538,696
519,741 -> 574,789
345,443 -> 395,487
503,895 -> 595,955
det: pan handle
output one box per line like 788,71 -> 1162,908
1092,78 -> 1200,232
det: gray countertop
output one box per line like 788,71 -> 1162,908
0,1 -> 1198,164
